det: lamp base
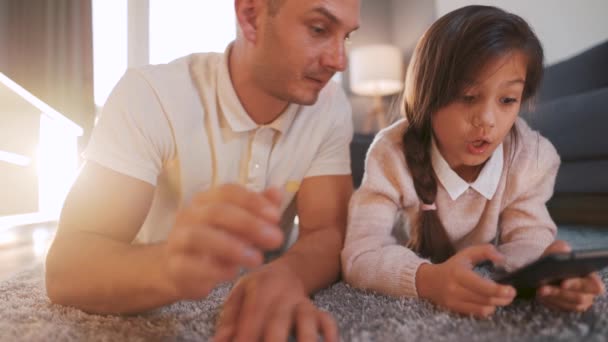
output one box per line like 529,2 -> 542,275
361,95 -> 388,134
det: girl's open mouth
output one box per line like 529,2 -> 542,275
467,139 -> 490,155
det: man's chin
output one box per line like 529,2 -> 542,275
289,90 -> 321,106
272,85 -> 322,106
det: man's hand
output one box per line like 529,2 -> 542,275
536,240 -> 606,312
214,263 -> 338,342
417,244 -> 517,318
165,184 -> 285,300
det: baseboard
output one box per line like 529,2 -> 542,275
548,193 -> 608,227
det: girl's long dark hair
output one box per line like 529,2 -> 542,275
403,5 -> 544,263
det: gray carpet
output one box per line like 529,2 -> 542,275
0,225 -> 607,342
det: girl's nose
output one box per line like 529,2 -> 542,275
472,104 -> 496,128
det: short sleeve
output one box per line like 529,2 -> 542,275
83,69 -> 175,185
304,83 -> 354,178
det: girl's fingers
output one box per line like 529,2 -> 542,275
455,284 -> 513,307
540,295 -> 591,312
561,274 -> 604,295
538,286 -> 596,311
450,300 -> 496,318
458,244 -> 505,267
583,273 -> 606,294
456,268 -> 515,299
561,278 -> 584,291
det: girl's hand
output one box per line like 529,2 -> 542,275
416,244 -> 516,318
536,240 -> 606,312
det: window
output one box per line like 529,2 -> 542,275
92,1 -> 236,107
92,0 -> 128,108
149,0 -> 236,64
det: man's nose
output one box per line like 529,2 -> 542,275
321,40 -> 347,72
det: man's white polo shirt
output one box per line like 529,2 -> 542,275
84,49 -> 354,243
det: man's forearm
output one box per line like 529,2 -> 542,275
45,231 -> 178,314
272,226 -> 343,294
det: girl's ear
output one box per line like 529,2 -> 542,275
235,0 -> 263,44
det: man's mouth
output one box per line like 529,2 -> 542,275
306,74 -> 332,85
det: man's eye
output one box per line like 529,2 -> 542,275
310,26 -> 326,35
500,97 -> 518,104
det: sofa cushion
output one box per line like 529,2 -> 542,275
523,87 -> 608,162
350,133 -> 375,188
538,40 -> 608,102
555,160 -> 608,193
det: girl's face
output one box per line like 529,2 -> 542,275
431,51 -> 528,181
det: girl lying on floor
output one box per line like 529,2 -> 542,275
342,5 -> 605,317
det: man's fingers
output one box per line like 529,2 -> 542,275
216,283 -> 246,332
264,305 -> 294,342
192,203 -> 283,251
212,326 -> 234,342
196,184 -> 282,223
263,187 -> 283,208
318,310 -> 339,342
170,224 -> 263,268
233,283 -> 274,342
295,302 -> 319,342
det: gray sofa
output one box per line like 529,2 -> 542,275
522,39 -> 608,227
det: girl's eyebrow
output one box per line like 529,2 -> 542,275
502,79 -> 525,86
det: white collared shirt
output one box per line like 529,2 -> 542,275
84,46 -> 353,243
431,139 -> 503,201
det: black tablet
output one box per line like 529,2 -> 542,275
494,248 -> 608,299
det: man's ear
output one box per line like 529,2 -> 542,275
235,0 -> 263,44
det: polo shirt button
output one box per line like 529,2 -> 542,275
254,163 -> 260,169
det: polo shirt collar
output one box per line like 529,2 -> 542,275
431,138 -> 503,201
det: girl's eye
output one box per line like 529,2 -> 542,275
461,95 -> 476,103
500,97 -> 518,104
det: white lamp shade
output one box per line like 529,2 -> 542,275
349,44 -> 404,96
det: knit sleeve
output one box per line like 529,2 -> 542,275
341,133 -> 429,298
497,131 -> 561,271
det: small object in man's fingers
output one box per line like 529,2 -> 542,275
262,183 -> 299,262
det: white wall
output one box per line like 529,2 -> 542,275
391,0 -> 436,58
435,0 -> 608,65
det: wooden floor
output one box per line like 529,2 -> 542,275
0,222 -> 56,281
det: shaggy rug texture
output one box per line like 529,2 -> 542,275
0,225 -> 607,341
